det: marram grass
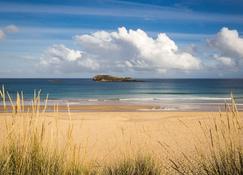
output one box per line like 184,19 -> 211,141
164,94 -> 243,175
0,85 -> 242,175
102,156 -> 161,175
0,86 -> 92,175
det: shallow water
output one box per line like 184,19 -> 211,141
1,78 -> 243,111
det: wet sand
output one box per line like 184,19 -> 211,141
1,102 -> 242,112
0,104 -> 159,112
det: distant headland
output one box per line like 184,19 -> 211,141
92,75 -> 141,82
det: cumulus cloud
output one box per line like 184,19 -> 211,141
209,27 -> 243,59
40,27 -> 201,75
40,27 -> 243,76
40,44 -> 99,73
0,25 -> 19,40
76,27 -> 201,71
208,27 -> 243,70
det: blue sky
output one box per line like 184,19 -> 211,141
0,0 -> 243,78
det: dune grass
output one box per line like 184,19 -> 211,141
0,86 -> 93,175
101,156 -> 161,175
0,85 -> 242,175
164,94 -> 243,175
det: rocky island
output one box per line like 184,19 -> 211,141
92,75 -> 140,82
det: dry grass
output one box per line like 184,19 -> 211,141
0,86 -> 93,175
102,156 -> 161,175
163,94 -> 243,175
0,85 -> 242,175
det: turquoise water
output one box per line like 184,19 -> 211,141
1,79 -> 243,111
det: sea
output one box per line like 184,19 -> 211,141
1,79 -> 243,111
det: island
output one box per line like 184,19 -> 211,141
92,75 -> 140,82
48,79 -> 62,84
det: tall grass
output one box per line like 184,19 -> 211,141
0,85 -> 242,175
166,95 -> 242,175
0,86 -> 92,174
102,156 -> 161,175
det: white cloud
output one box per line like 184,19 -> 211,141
40,27 -> 201,75
209,27 -> 243,58
207,27 -> 243,71
214,56 -> 235,67
47,44 -> 82,62
39,27 -> 243,77
0,25 -> 18,41
40,44 -> 99,73
76,27 -> 200,71
4,25 -> 19,33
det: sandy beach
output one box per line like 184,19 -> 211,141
1,111 -> 242,164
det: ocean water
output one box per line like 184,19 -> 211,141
0,79 -> 243,111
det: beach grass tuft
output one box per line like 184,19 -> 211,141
0,86 -> 93,175
102,156 -> 160,175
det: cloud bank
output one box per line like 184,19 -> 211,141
40,27 -> 201,74
39,27 -> 243,77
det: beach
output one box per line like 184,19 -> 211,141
1,110 -> 242,164
0,79 -> 243,173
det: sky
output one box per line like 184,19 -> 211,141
0,0 -> 243,78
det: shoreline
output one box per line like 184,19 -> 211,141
1,103 -> 243,112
